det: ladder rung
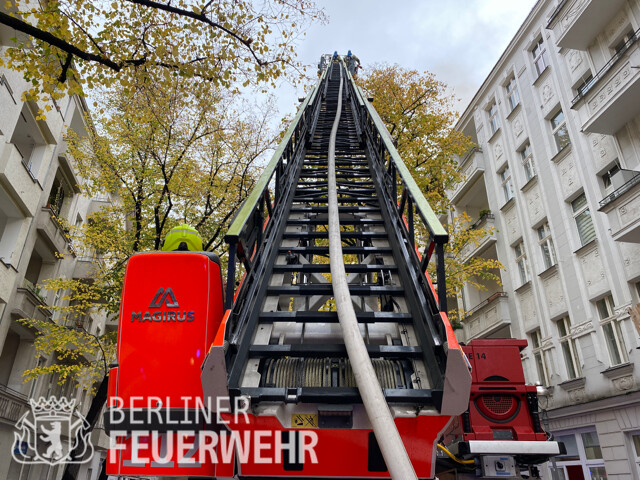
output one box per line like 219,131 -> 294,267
272,264 -> 397,273
282,231 -> 387,239
292,197 -> 378,203
234,387 -> 438,405
248,344 -> 422,358
286,219 -> 384,226
278,246 -> 393,254
266,285 -> 403,296
289,206 -> 381,213
258,311 -> 411,323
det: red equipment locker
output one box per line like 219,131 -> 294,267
461,339 -> 548,442
106,251 -> 227,477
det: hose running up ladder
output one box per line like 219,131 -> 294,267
327,68 -> 418,480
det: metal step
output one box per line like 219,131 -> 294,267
249,344 -> 423,359
282,231 -> 388,239
278,246 -> 393,254
258,311 -> 411,323
272,264 -> 397,273
266,285 -> 403,296
285,218 -> 384,226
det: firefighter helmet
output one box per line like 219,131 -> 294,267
161,224 -> 203,252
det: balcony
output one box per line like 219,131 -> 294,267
86,197 -> 111,216
571,27 -> 640,135
90,405 -> 112,449
448,147 -> 485,204
0,260 -> 17,304
36,205 -> 72,256
0,384 -> 29,425
459,214 -> 497,262
104,314 -> 118,332
73,252 -> 103,280
547,0 -> 627,50
598,169 -> 640,243
463,292 -> 511,340
11,280 -> 52,322
0,143 -> 42,216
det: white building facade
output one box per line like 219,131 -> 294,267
452,1 -> 640,479
0,32 -> 113,480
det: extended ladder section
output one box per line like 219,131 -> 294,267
106,59 -> 561,480
209,60 -> 470,415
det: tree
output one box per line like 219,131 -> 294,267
14,74 -> 279,479
20,75 -> 278,400
0,0 -> 326,106
358,64 -> 502,320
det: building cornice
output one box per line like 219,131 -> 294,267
546,389 -> 640,419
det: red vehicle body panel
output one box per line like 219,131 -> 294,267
221,413 -> 451,478
107,252 -> 225,477
461,339 -> 548,442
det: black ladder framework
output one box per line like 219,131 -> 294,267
219,61 -> 451,410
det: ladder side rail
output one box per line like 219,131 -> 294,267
224,133 -> 309,387
223,67 -> 328,311
362,127 -> 448,392
225,144 -> 307,390
223,67 -> 330,389
343,67 -> 365,141
336,65 -> 447,395
346,71 -> 473,416
346,75 -> 449,328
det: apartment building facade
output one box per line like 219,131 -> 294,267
0,40 -> 113,480
451,0 -> 640,478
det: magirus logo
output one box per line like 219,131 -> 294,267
12,396 -> 93,466
131,287 -> 195,323
149,287 -> 179,308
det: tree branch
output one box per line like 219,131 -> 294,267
0,11 -> 122,72
58,52 -> 74,84
125,0 -> 265,65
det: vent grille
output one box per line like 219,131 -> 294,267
475,394 -> 519,422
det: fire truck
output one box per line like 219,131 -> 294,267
104,58 -> 564,479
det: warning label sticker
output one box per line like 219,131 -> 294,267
291,414 -> 318,428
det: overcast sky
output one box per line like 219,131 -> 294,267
278,0 -> 538,116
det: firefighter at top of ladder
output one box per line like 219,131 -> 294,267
345,50 -> 361,77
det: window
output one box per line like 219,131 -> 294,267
28,357 -> 46,398
571,193 -> 596,246
632,433 -> 640,477
613,28 -> 637,55
575,73 -> 593,97
488,102 -> 500,135
532,37 -> 550,76
537,222 -> 556,270
596,295 -> 628,366
601,164 -> 621,195
581,431 -> 603,460
557,317 -> 581,380
0,189 -> 23,264
519,142 -> 535,181
530,329 -> 550,386
47,176 -> 66,216
0,75 -> 16,105
550,110 -> 570,152
46,170 -> 74,220
514,241 -> 529,285
554,430 -> 607,479
10,103 -> 48,177
500,167 -> 514,203
506,77 -> 520,111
